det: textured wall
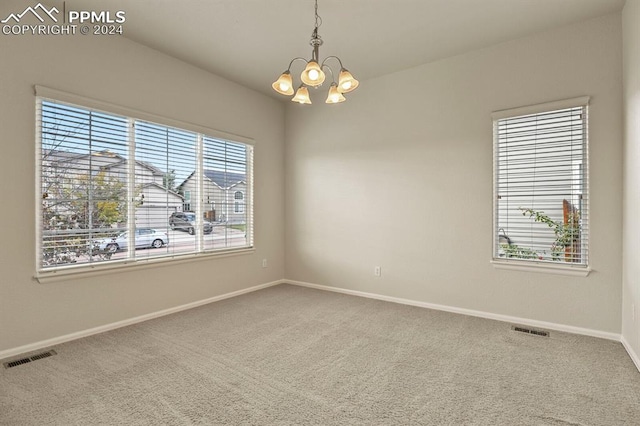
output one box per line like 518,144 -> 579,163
285,14 -> 623,334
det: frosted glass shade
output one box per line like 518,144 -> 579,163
337,69 -> 359,93
301,61 -> 325,87
291,86 -> 312,104
272,71 -> 294,95
325,83 -> 346,104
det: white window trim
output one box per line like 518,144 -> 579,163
490,96 -> 590,120
34,86 -> 254,146
35,248 -> 256,284
490,260 -> 591,277
34,85 -> 255,282
491,96 -> 590,276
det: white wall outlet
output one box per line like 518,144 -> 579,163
262,259 -> 268,268
633,304 -> 636,322
374,266 -> 381,277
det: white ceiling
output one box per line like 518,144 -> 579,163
52,0 -> 625,100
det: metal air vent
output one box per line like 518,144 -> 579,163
512,325 -> 549,337
3,350 -> 57,369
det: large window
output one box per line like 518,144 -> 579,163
37,92 -> 253,275
493,97 -> 589,268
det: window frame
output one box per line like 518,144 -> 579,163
183,190 -> 192,211
234,191 -> 244,213
35,86 -> 255,283
491,96 -> 591,277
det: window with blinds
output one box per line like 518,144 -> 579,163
493,98 -> 589,267
37,96 -> 253,274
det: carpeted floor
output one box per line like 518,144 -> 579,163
1,284 -> 639,425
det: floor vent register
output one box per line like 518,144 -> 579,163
3,350 -> 57,369
511,325 -> 550,337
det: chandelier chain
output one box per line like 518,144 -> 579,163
314,0 -> 322,31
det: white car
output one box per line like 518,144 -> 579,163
96,228 -> 169,252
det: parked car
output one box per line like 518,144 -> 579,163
169,212 -> 213,234
95,228 -> 169,252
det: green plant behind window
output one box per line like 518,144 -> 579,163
500,207 -> 580,262
500,243 -> 542,260
520,208 -> 580,261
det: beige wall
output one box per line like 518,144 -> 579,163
0,0 -> 285,353
285,14 -> 623,334
0,2 -> 628,355
623,0 -> 640,358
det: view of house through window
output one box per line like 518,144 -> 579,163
493,99 -> 589,266
38,98 -> 253,272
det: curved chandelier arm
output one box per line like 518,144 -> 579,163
320,55 -> 345,70
321,64 -> 337,83
286,57 -> 310,71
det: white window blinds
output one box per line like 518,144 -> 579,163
493,98 -> 589,266
37,94 -> 253,274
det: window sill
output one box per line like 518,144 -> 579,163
491,259 -> 591,277
34,248 -> 255,284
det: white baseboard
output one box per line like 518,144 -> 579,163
285,279 -> 622,342
0,279 -> 285,361
621,336 -> 640,372
5,278 -> 638,375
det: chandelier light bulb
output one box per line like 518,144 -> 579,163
301,61 -> 325,87
271,71 -> 294,96
337,69 -> 359,93
325,83 -> 346,104
292,86 -> 312,104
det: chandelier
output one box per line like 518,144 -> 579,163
271,0 -> 359,104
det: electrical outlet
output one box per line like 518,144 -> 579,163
262,259 -> 268,268
374,266 -> 381,277
633,304 -> 636,322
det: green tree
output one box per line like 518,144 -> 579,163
163,169 -> 176,192
42,170 -> 128,265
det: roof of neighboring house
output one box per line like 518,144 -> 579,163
204,170 -> 246,188
138,161 -> 165,176
44,149 -> 124,163
178,169 -> 246,190
43,150 -> 165,176
141,182 -> 184,199
101,159 -> 165,176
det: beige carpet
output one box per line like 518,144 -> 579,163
1,284 -> 639,425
